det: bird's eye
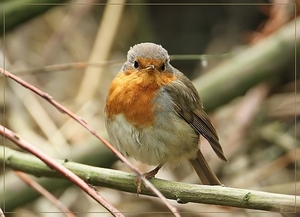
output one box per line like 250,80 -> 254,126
133,60 -> 139,69
161,63 -> 166,71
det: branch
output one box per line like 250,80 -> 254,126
0,126 -> 124,217
14,171 -> 76,217
1,146 -> 299,213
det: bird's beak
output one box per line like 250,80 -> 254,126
145,65 -> 156,72
146,65 -> 155,70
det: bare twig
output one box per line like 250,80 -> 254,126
0,68 -> 180,216
12,61 -> 122,75
14,171 -> 76,217
1,125 -> 123,217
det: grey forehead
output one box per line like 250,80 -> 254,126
127,43 -> 170,61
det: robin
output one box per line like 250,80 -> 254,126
105,42 -> 227,185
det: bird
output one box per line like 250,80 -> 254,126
105,42 -> 227,186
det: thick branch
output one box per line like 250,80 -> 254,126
1,147 -> 298,213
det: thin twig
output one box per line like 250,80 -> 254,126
14,171 -> 76,217
0,68 -> 180,216
1,126 -> 123,217
170,53 -> 232,61
12,61 -> 122,75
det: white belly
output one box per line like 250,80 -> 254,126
105,113 -> 199,166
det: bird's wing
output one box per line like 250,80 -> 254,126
164,71 -> 227,162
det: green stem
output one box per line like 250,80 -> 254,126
1,147 -> 299,213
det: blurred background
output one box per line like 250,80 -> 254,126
0,0 -> 298,216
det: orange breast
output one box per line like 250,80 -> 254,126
106,69 -> 176,127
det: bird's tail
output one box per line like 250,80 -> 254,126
189,150 -> 222,185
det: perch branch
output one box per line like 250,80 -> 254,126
0,146 -> 298,214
